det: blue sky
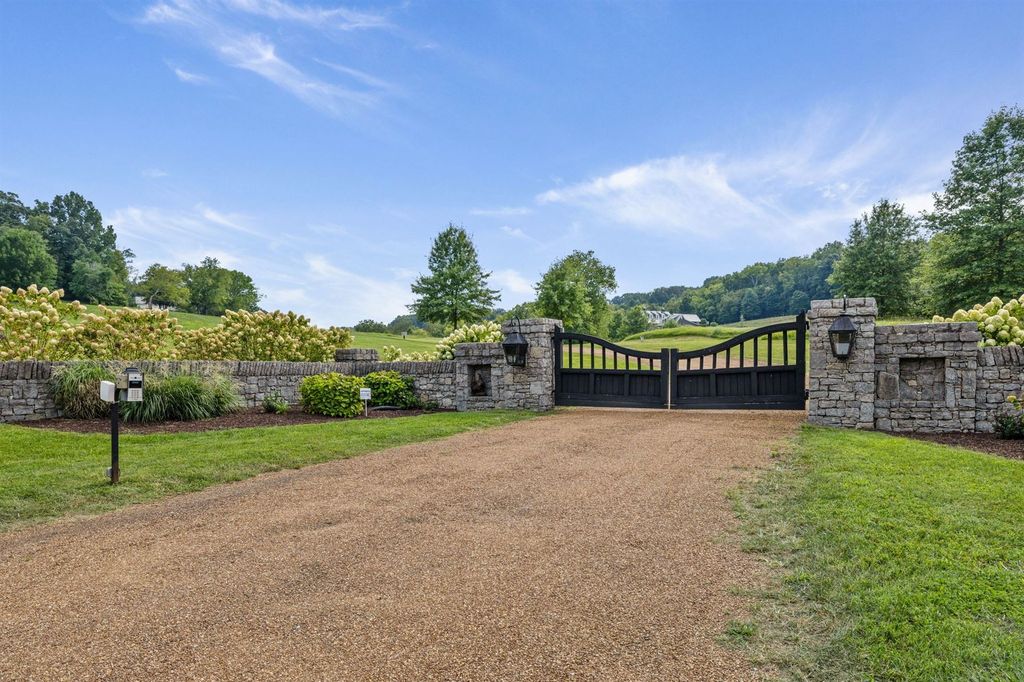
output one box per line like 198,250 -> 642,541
1,0 -> 1022,325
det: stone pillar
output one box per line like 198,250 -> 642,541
454,318 -> 561,411
335,348 -> 379,362
808,298 -> 877,429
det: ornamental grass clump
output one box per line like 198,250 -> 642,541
120,373 -> 242,424
299,372 -> 365,418
50,362 -> 117,419
933,294 -> 1024,347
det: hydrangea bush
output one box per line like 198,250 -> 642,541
67,305 -> 179,360
378,322 -> 504,362
932,295 -> 1024,347
434,321 -> 503,359
0,285 -> 353,362
176,310 -> 353,362
0,285 -> 81,360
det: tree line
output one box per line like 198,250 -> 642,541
0,191 -> 261,316
400,106 -> 1023,338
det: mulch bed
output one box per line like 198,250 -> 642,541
17,407 -> 438,435
905,431 -> 1024,461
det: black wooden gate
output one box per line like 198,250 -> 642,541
554,313 -> 806,410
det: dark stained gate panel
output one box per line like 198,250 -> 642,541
554,313 -> 806,410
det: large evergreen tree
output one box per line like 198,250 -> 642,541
926,106 -> 1024,313
409,224 -> 498,328
829,199 -> 923,317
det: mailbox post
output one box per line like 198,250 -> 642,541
100,368 -> 144,484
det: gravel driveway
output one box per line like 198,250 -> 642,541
0,409 -> 802,681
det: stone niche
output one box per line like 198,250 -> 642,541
468,364 -> 492,396
899,358 -> 945,402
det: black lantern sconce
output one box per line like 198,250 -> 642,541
828,298 -> 858,360
502,317 -> 529,367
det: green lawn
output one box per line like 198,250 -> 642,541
349,331 -> 443,355
734,426 -> 1024,680
0,411 -> 536,532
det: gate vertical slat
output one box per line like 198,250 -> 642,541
796,311 -> 807,397
660,348 -> 673,408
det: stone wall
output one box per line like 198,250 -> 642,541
0,358 -> 457,422
808,297 -> 877,429
0,318 -> 562,422
0,362 -> 59,421
977,345 -> 1024,433
808,298 -> 1024,433
874,323 -> 981,432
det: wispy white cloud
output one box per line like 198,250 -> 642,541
491,268 -> 534,297
110,204 -> 264,246
500,225 -> 532,241
537,109 -> 948,243
141,167 -> 169,178
141,0 -> 390,118
305,255 -> 411,321
170,65 -> 211,84
222,0 -> 390,31
469,206 -> 532,217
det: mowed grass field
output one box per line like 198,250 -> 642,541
348,331 -> 442,355
0,411 -> 537,532
734,427 -> 1024,680
82,305 -> 222,330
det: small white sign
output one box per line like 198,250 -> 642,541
359,388 -> 372,401
126,388 -> 143,402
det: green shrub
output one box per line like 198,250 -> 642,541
50,362 -> 117,418
299,373 -> 365,418
363,370 -> 419,408
996,395 -> 1024,439
353,319 -> 387,333
262,392 -> 288,414
120,373 -> 242,424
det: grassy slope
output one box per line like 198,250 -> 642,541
734,426 -> 1024,680
0,411 -> 537,532
82,304 -> 222,330
349,331 -> 443,355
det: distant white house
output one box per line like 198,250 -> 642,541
133,295 -> 177,311
645,310 -> 701,326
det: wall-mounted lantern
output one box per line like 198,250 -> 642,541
828,299 -> 857,360
502,317 -> 529,367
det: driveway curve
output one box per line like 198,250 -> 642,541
0,409 -> 802,681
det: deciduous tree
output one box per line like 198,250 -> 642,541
535,250 -> 617,335
0,228 -> 58,288
136,264 -> 190,308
